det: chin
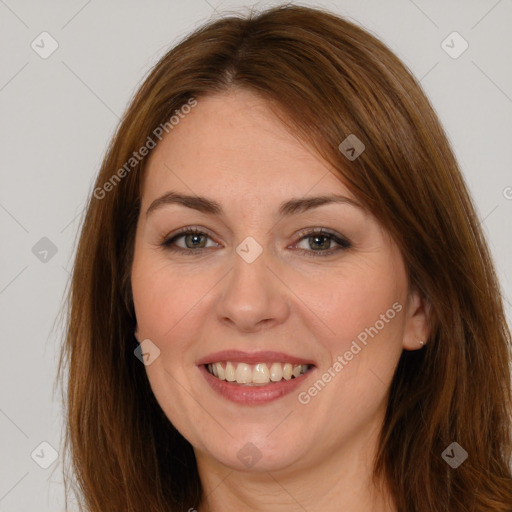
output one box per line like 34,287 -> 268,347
195,426 -> 313,473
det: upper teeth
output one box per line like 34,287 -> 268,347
207,362 -> 310,385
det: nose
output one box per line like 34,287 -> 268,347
216,246 -> 291,333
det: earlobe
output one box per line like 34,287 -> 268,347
134,326 -> 140,343
402,290 -> 431,351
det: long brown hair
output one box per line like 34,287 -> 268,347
56,4 -> 512,511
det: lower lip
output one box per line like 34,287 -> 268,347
198,364 -> 315,405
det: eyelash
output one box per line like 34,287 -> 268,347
159,226 -> 351,258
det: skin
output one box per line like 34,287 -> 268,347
131,88 -> 430,512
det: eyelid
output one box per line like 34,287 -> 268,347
163,225 -> 216,242
292,226 -> 347,243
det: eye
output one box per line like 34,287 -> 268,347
160,227 -> 219,254
159,226 -> 351,257
293,228 -> 351,257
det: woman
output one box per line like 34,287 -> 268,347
57,4 -> 512,511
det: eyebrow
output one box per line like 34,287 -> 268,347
145,191 -> 363,218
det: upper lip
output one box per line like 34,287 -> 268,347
196,350 -> 316,366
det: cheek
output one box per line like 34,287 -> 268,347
130,256 -> 208,413
131,253 -> 220,371
293,257 -> 406,375
301,256 -> 403,322
132,254 -> 197,337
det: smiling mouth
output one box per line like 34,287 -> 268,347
205,361 -> 313,386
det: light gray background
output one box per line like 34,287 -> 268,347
1,0 -> 511,510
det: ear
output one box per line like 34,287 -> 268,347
402,288 -> 431,351
134,325 -> 140,343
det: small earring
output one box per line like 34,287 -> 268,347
419,339 -> 425,346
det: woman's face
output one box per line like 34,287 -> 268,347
131,88 -> 429,474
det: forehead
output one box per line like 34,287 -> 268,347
141,89 -> 354,205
